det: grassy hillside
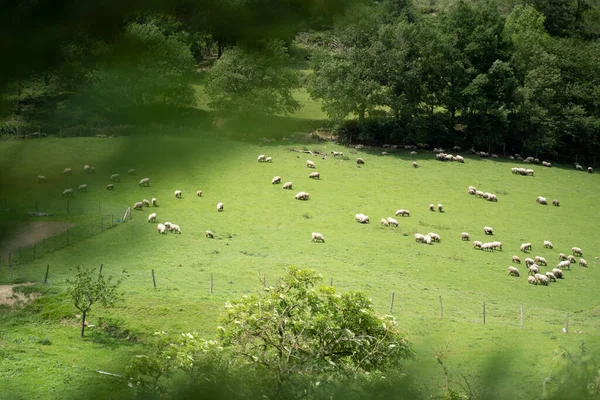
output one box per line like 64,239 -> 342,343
0,133 -> 599,399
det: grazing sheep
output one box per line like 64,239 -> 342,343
552,268 -> 563,279
37,175 -> 48,183
152,198 -> 157,206
567,255 -> 576,263
309,172 -> 320,179
461,232 -> 470,241
559,253 -> 567,260
543,240 -> 553,249
537,274 -> 549,285
412,161 -> 419,168
475,190 -> 484,198
395,209 -> 410,217
295,192 -> 310,200
473,241 -> 483,249
381,151 -> 389,156
415,233 -> 425,243
106,184 -> 114,190
283,182 -> 293,190
380,218 -> 389,226
174,190 -> 182,198
331,151 -> 344,157
170,224 -> 181,234
529,265 -> 540,275
142,199 -> 150,207
488,194 -> 498,202
387,217 -> 399,227
62,188 -> 74,197
579,258 -> 588,267
438,203 -> 443,212
110,174 -> 120,182
196,191 -> 202,197
468,188 -> 476,195
534,256 -> 547,266
311,232 -> 325,242
508,266 -> 520,277
258,155 -> 266,162
157,223 -> 166,234
148,213 -> 157,222
484,226 -> 494,235
306,160 -> 316,168
83,165 -> 90,173
512,256 -> 521,264
63,168 -> 73,176
575,164 -> 583,171
456,155 -> 464,163
139,178 -> 150,186
536,196 -> 547,205
355,213 -> 369,224
272,176 -> 281,184
133,201 -> 144,210
525,258 -> 534,267
428,232 -> 440,242
429,204 -> 435,211
545,272 -> 557,282
492,241 -> 503,251
423,235 -> 432,245
128,168 -> 136,176
520,243 -> 532,253
217,202 -> 224,212
164,222 -> 172,230
552,199 -> 560,206
357,158 -> 365,165
205,230 -> 214,238
525,169 -> 535,176
588,167 -> 593,173
557,260 -> 571,270
528,276 -> 537,285
77,184 -> 88,192
572,247 -> 583,256
266,157 -> 273,163
410,151 -> 417,155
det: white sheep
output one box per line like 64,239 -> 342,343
110,173 -> 120,182
106,184 -> 114,190
461,232 -> 470,241
37,175 -> 48,183
438,203 -> 443,212
487,194 -> 498,202
133,201 -> 143,210
557,260 -> 571,270
588,167 -> 593,173
331,151 -> 344,157
355,213 -> 369,224
567,255 -> 576,263
170,224 -> 181,234
272,176 -> 281,184
483,226 -> 493,235
283,182 -> 293,190
395,209 -> 410,217
468,188 -> 476,195
456,155 -> 464,163
529,265 -> 540,275
306,160 -> 316,168
536,274 -> 549,285
410,151 -> 417,155
429,204 -> 435,211
266,157 -> 273,163
380,218 -> 389,226
545,272 -> 557,282
534,256 -> 547,266
62,188 -> 74,197
536,196 -> 547,205
492,241 -> 503,251
524,258 -> 534,267
387,217 -> 398,227
164,222 -> 172,229
205,230 -> 214,238
520,243 -> 532,253
311,232 -> 325,242
139,178 -> 150,186
217,202 -> 224,212
77,184 -> 88,192
552,268 -> 563,278
527,276 -> 537,285
148,213 -> 157,222
543,240 -> 553,249
508,266 -> 520,276
157,223 -> 166,234
152,198 -> 158,206
512,255 -> 521,264
423,234 -> 432,245
415,233 -> 425,243
412,161 -> 419,168
128,168 -> 136,175
575,164 -> 583,171
475,190 -> 484,197
572,247 -> 583,256
309,172 -> 320,179
579,258 -> 588,267
142,199 -> 150,207
63,168 -> 73,176
296,192 -> 310,200
258,154 -> 266,162
472,241 -> 483,249
428,232 -> 440,242
174,190 -> 182,198
196,190 -> 203,197
559,253 -> 567,260
357,158 -> 365,165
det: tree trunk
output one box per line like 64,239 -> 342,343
80,311 -> 87,338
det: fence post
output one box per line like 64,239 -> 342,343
520,304 -> 523,330
99,264 -> 103,274
389,292 -> 395,314
330,277 -> 333,287
210,273 -> 213,293
565,312 -> 569,334
483,302 -> 486,324
439,296 -> 443,318
44,265 -> 50,284
152,269 -> 156,289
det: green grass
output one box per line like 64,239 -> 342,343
0,134 -> 599,399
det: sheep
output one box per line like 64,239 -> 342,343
152,198 -> 158,206
266,157 -> 273,163
174,190 -> 182,198
575,164 -> 583,171
381,151 -> 389,156
456,155 -> 464,163
483,226 -> 494,235
488,194 -> 498,202
355,213 -> 369,224
438,203 -> 443,212
537,274 -> 549,285
525,258 -> 534,267
77,184 -> 88,192
552,199 -> 560,206
423,234 -> 432,245
133,201 -> 144,210
387,217 -> 399,227
258,154 -> 266,162
331,151 -> 344,157
106,184 -> 114,190
508,266 -> 520,277
37,175 -> 48,183
194,190 -> 202,198
552,268 -> 563,279
110,174 -> 120,182
481,242 -> 494,252
295,192 -> 310,200
579,258 -> 588,267
128,168 -> 136,176
142,199 -> 150,207
475,190 -> 484,198
529,265 -> 539,275
429,204 -> 435,211
543,240 -> 553,249
380,218 -> 389,226
217,202 -> 224,212
415,233 -> 425,243
157,223 -> 166,234
536,196 -> 547,205
283,182 -> 293,190
588,167 -> 593,173
512,255 -> 521,264
545,272 -> 557,282
559,253 -> 567,260
520,243 -> 532,252
357,158 -> 365,165
492,241 -> 503,251
410,151 -> 417,155
311,232 -> 325,242
461,232 -> 470,241
557,260 -> 571,270
170,224 -> 181,234
63,168 -> 73,176
139,178 -> 150,186
527,276 -> 537,285
309,172 -> 320,179
397,209 -> 410,217
62,188 -> 74,197
468,188 -> 476,195
567,255 -> 576,264
306,160 -> 316,168
534,256 -> 547,266
272,176 -> 281,184
148,213 -> 157,222
412,161 -> 419,168
205,230 -> 214,238
572,247 -> 583,256
164,222 -> 172,230
83,165 -> 90,173
428,232 -> 440,242
472,241 -> 483,249
525,169 -> 535,176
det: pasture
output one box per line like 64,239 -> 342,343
0,132 -> 599,399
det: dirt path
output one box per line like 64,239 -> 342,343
0,221 -> 75,258
0,282 -> 39,307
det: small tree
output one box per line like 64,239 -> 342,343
66,266 -> 125,338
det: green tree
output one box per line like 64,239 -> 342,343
205,40 -> 300,117
66,266 -> 125,338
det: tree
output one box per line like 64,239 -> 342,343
218,267 -> 413,396
66,266 -> 125,338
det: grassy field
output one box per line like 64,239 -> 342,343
0,131 -> 599,399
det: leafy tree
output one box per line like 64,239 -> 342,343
66,266 -> 125,338
205,40 -> 300,117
